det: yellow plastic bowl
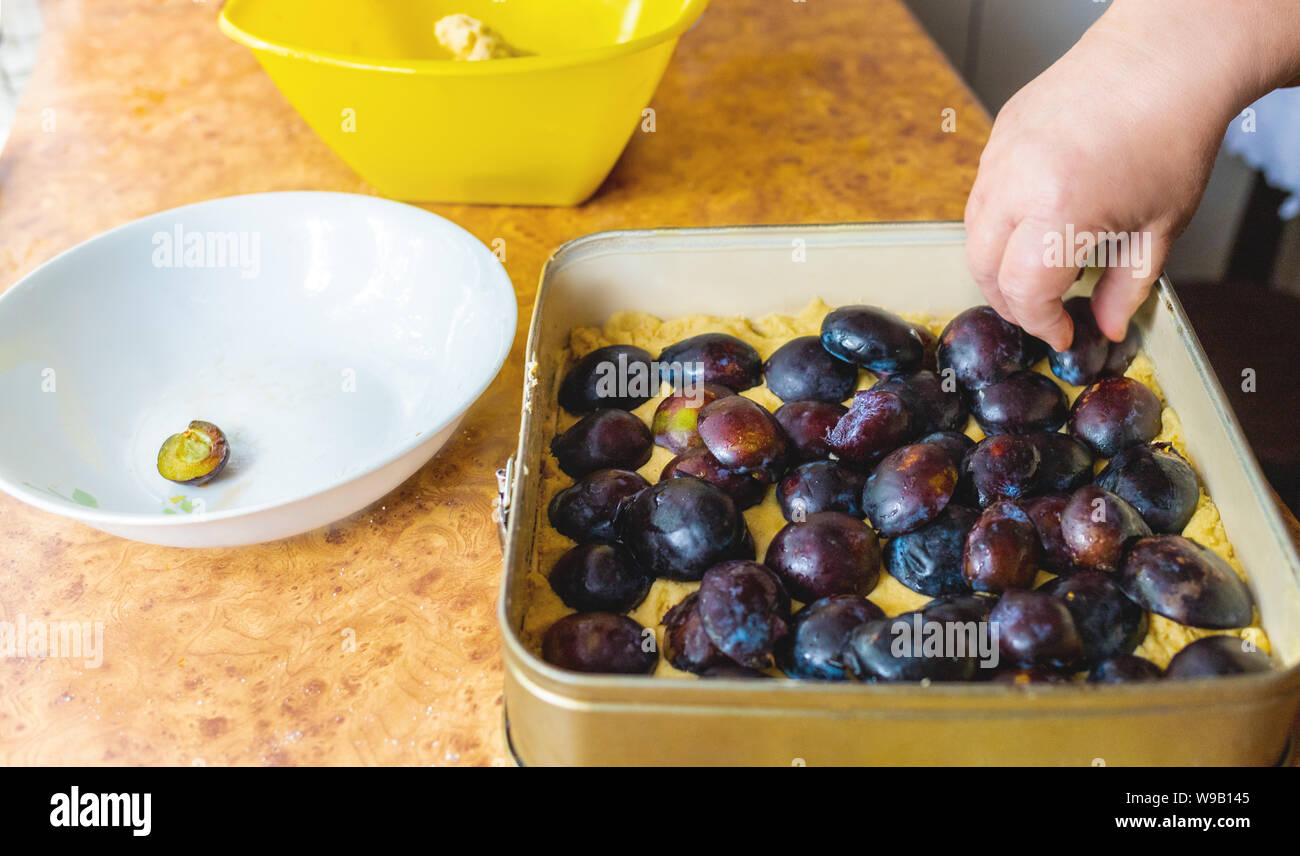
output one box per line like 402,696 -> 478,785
219,0 -> 709,205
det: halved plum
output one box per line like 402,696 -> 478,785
773,400 -> 846,463
918,430 -> 975,470
1060,485 -> 1151,573
937,305 -> 1036,390
658,332 -> 763,392
559,344 -> 657,413
1087,654 -> 1163,684
1023,494 -> 1076,574
551,409 -> 653,478
923,592 -> 998,625
696,560 -> 791,669
820,305 -> 927,375
1047,296 -> 1110,386
1026,431 -> 1094,494
651,383 -> 733,454
1102,323 -> 1141,376
763,336 -> 859,403
547,468 -> 649,543
548,543 -> 653,613
1165,635 -> 1271,678
661,448 -> 770,510
765,511 -> 882,601
884,504 -> 980,596
1037,570 -> 1147,664
827,388 -> 917,467
1068,376 -> 1162,457
776,595 -> 884,680
875,370 -> 968,434
964,433 -> 1041,506
157,420 -> 229,486
990,590 -> 1084,669
1119,535 -> 1255,629
618,477 -> 749,581
969,371 -> 1068,435
662,592 -> 728,674
861,442 -> 957,537
776,460 -> 868,521
542,612 -> 657,675
697,395 -> 789,475
963,500 -> 1040,593
1095,442 -> 1200,534
841,614 -> 978,682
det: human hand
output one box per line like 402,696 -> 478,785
964,0 -> 1298,350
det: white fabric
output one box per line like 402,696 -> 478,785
1224,87 -> 1300,219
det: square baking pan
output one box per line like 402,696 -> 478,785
498,222 -> 1300,766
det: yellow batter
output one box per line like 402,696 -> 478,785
524,299 -> 1271,678
434,14 -> 525,60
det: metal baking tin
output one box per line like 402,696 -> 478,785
498,222 -> 1300,766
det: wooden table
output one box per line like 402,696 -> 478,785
0,0 -> 1292,765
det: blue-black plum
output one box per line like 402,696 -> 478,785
542,613 -> 657,674
696,561 -> 791,669
776,460 -> 867,521
937,306 -> 1036,390
990,590 -> 1084,669
763,336 -> 859,403
884,504 -> 980,596
1038,570 -> 1147,664
659,333 -> 763,392
1048,297 -> 1110,386
765,511 -> 882,601
551,409 -> 653,478
970,371 -> 1068,435
1060,485 -> 1151,573
1068,377 -> 1162,457
841,614 -> 978,682
827,388 -> 917,467
773,400 -> 846,463
559,344 -> 656,413
776,595 -> 884,680
1165,635 -> 1271,678
661,448 -> 770,510
963,501 -> 1040,593
1120,535 -> 1255,629
820,305 -> 927,375
547,468 -> 649,543
1095,442 -> 1200,534
548,543 -> 653,613
618,477 -> 750,581
862,442 -> 958,537
875,370 -> 968,433
1088,654 -> 1163,683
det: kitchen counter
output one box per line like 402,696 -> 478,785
0,0 -> 1291,765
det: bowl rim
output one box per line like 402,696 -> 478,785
0,191 -> 517,528
217,0 -> 710,75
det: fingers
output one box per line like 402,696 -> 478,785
995,219 -> 1079,351
965,193 -> 1016,320
1091,232 -> 1169,341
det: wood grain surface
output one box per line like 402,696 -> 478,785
0,0 -> 1291,765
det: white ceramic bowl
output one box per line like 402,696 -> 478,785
0,192 -> 515,547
